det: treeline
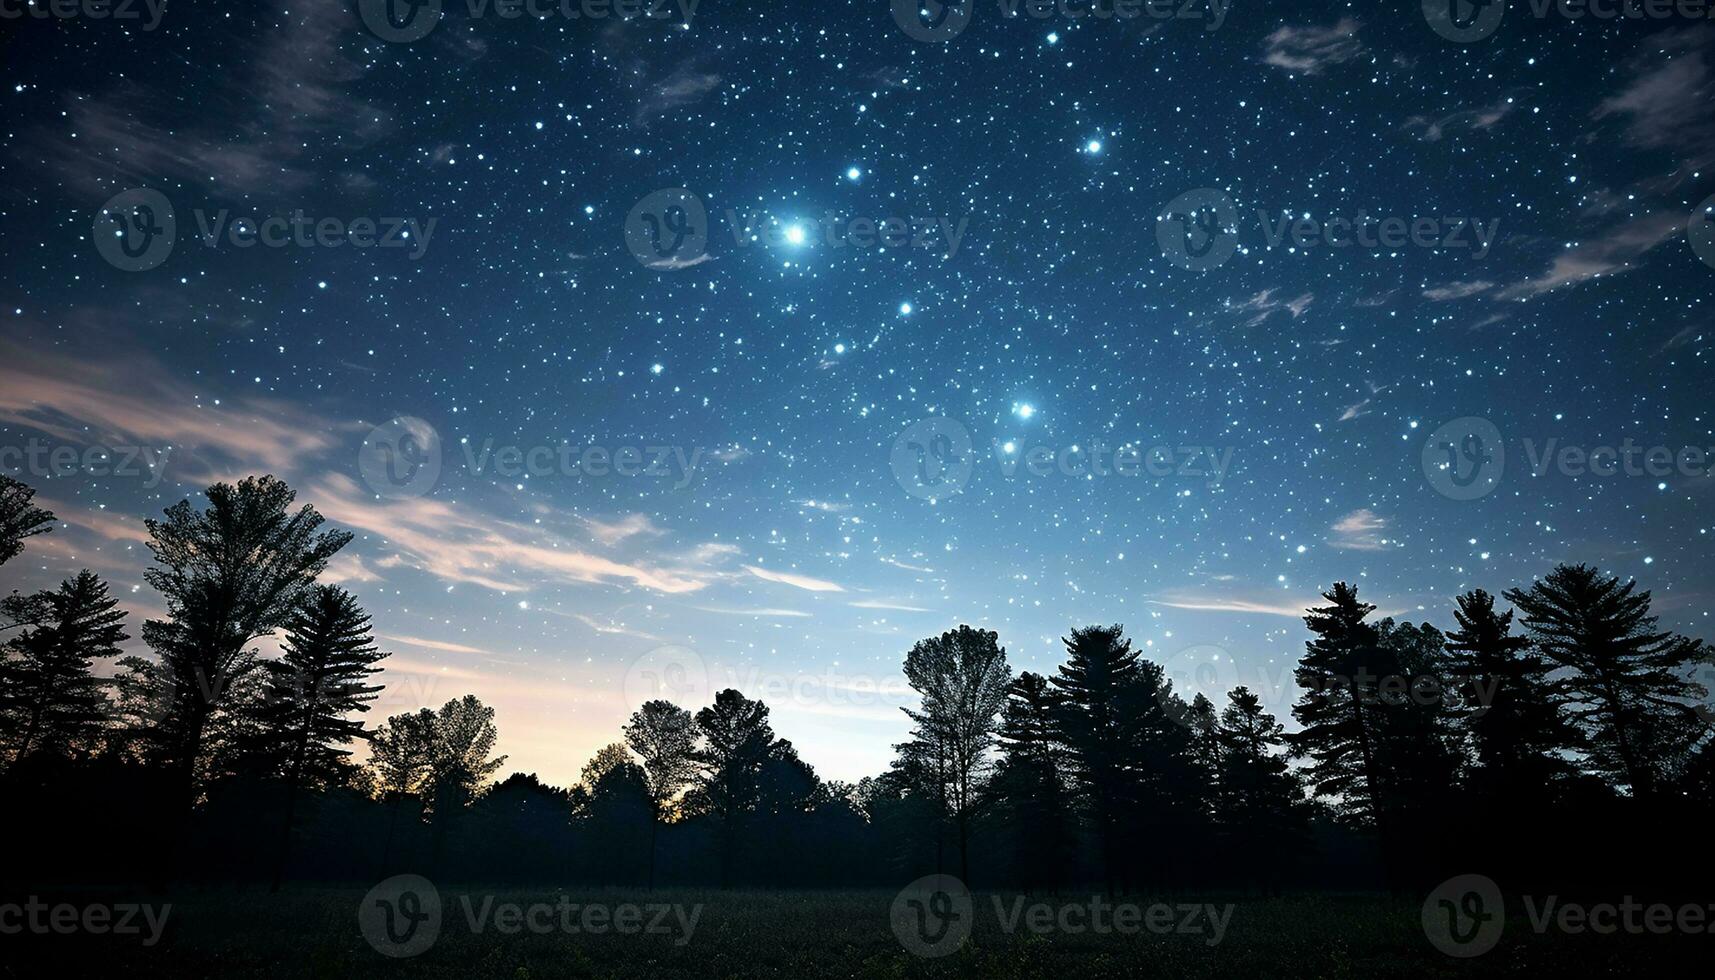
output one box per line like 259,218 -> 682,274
2,473 -> 1714,895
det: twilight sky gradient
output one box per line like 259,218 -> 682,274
1,0 -> 1712,784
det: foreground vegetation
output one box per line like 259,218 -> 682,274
4,888 -> 1709,979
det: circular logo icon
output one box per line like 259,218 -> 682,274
359,416 -> 443,499
93,188 -> 176,272
1157,188 -> 1240,271
1159,645 -> 1247,731
1689,194 -> 1715,271
1423,0 -> 1505,43
1422,873 -> 1504,958
623,644 -> 712,711
892,0 -> 974,42
359,874 -> 442,958
626,189 -> 710,270
891,418 -> 973,501
1422,417 -> 1505,501
890,874 -> 972,958
358,0 -> 443,43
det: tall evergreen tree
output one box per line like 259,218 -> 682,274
1212,686 -> 1308,893
0,475 -> 55,568
1050,624 -> 1145,894
367,707 -> 436,872
0,571 -> 127,764
623,699 -> 697,889
991,671 -> 1071,892
897,625 -> 1012,884
1289,584 -> 1394,829
687,689 -> 776,887
142,476 -> 350,804
1505,564 -> 1708,798
1444,589 -> 1580,802
241,585 -> 388,889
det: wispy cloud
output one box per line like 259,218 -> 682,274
743,564 -> 845,593
1494,211 -> 1685,300
1330,508 -> 1391,551
1262,18 -> 1364,75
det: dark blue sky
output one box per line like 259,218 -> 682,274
1,0 -> 1711,781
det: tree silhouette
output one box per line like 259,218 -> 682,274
570,743 -> 651,884
688,688 -> 775,887
1050,624 -> 1145,895
990,671 -> 1071,893
142,476 -> 351,808
237,585 -> 388,890
1212,686 -> 1308,894
1444,589 -> 1581,804
1289,584 -> 1392,828
0,571 -> 127,765
897,625 -> 1012,884
367,707 -> 436,873
0,475 -> 54,569
623,699 -> 696,889
422,695 -> 507,871
1505,563 -> 1708,798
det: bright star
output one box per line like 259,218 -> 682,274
1085,139 -> 1102,154
785,224 -> 807,246
1015,403 -> 1036,419
846,167 -> 861,181
899,302 -> 913,315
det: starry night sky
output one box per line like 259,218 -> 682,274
1,0 -> 1711,783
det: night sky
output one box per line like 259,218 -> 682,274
1,0 -> 1711,783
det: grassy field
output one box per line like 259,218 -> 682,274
2,886 -> 1702,978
